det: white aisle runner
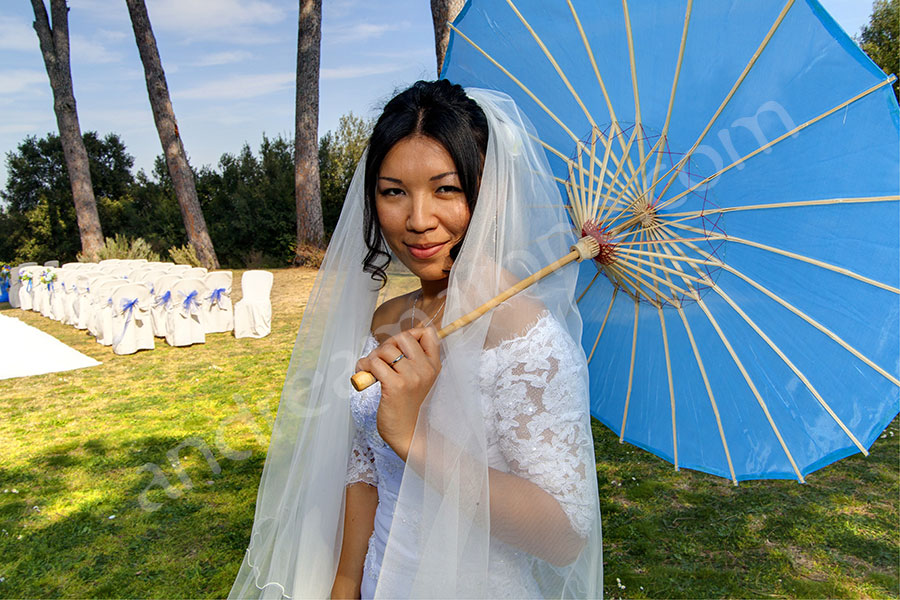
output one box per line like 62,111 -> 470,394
0,313 -> 101,380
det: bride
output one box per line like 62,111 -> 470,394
229,80 -> 603,599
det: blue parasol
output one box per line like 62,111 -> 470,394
442,0 -> 900,483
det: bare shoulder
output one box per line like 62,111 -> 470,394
485,294 -> 550,348
370,290 -> 417,343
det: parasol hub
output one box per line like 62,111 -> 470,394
580,219 -> 618,265
639,206 -> 657,227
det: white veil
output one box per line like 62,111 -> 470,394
229,88 -> 603,599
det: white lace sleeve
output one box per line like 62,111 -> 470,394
489,314 -> 596,538
346,425 -> 378,487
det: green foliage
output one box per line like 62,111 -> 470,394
857,0 -> 899,101
125,159 -> 189,254
167,244 -> 202,267
2,112 -> 373,267
319,112 -> 374,236
80,234 -> 162,262
197,135 -> 296,267
1,132 -> 139,263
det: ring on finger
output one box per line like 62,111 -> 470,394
389,353 -> 405,365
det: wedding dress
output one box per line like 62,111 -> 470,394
228,88 -> 602,599
348,310 -> 596,599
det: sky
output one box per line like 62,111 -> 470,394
0,0 -> 875,192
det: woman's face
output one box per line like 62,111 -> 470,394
375,135 -> 472,281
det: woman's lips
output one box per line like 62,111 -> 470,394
406,242 -> 446,259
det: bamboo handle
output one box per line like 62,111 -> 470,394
349,236 -> 599,391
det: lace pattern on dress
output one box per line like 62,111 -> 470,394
346,335 -> 381,488
346,425 -> 379,487
482,310 -> 596,538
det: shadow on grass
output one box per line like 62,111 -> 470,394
594,416 -> 900,599
0,433 -> 265,598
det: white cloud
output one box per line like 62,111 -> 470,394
324,22 -> 410,43
323,0 -> 364,19
97,29 -> 128,43
0,106 -> 53,135
0,70 -> 48,95
70,34 -> 121,64
191,50 -> 253,67
175,72 -> 294,100
79,107 -> 157,134
142,0 -> 289,42
69,0 -> 132,27
0,16 -> 38,52
0,122 -> 47,136
321,63 -> 409,80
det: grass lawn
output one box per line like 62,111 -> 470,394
0,267 -> 897,599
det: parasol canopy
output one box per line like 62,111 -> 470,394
442,0 -> 900,483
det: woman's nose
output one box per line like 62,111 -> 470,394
406,194 -> 438,232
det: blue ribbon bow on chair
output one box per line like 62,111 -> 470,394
180,290 -> 201,316
113,297 -> 140,347
155,290 -> 172,310
208,287 -> 228,310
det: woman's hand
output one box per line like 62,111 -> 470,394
356,326 -> 441,461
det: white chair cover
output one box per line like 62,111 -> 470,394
19,266 -> 41,311
165,278 -> 208,347
169,264 -> 193,274
151,274 -> 183,337
9,266 -> 23,309
133,270 -> 163,297
60,271 -> 80,325
233,270 -> 273,339
73,275 -> 91,329
91,280 -> 125,345
43,260 -> 59,267
78,276 -> 118,331
110,283 -> 155,355
203,271 -> 233,334
183,267 -> 208,279
33,269 -> 50,315
49,269 -> 66,321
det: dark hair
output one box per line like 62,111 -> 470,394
363,79 -> 489,287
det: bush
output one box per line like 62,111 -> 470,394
80,234 -> 162,262
292,243 -> 325,268
168,244 -> 203,267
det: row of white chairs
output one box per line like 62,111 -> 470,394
10,261 -> 273,355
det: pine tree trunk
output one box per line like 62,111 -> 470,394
294,0 -> 325,262
430,0 -> 466,76
125,0 -> 219,269
31,0 -> 104,260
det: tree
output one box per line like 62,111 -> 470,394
319,113 -> 373,235
857,0 -> 899,102
430,0 -> 465,75
198,135 -> 296,266
294,0 -> 326,264
30,0 -> 104,259
125,0 -> 219,269
1,132 -> 135,263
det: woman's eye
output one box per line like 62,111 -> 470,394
378,187 -> 404,197
436,185 -> 463,194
